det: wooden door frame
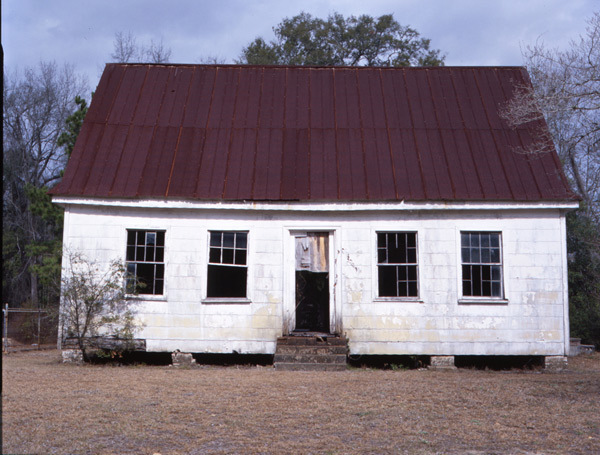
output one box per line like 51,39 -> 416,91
283,227 -> 341,335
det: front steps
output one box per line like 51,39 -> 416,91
274,334 -> 348,371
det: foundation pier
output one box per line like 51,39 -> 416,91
544,355 -> 568,371
430,355 -> 456,370
171,351 -> 196,367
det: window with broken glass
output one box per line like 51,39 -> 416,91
377,232 -> 418,298
126,230 -> 165,295
207,231 -> 248,298
461,232 -> 503,298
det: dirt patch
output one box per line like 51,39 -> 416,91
2,350 -> 599,454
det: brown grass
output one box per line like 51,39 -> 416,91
2,350 -> 599,454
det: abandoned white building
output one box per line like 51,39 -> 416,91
51,64 -> 579,369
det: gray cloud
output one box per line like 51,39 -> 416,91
3,0 -> 597,90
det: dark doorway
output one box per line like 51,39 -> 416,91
295,270 -> 329,332
294,233 -> 330,333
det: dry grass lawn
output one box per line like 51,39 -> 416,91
2,349 -> 599,454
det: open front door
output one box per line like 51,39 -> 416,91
295,232 -> 330,333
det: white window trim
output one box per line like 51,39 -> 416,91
456,229 -> 508,305
124,227 -> 168,301
371,227 -> 422,302
201,229 -> 252,304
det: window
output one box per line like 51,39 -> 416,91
126,230 -> 165,295
377,232 -> 418,297
207,231 -> 248,298
461,232 -> 502,298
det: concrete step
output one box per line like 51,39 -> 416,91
273,335 -> 348,371
274,353 -> 347,364
275,345 -> 348,355
276,336 -> 347,346
274,362 -> 347,371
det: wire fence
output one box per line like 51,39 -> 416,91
2,304 -> 58,352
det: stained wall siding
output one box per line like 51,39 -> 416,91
62,204 -> 568,356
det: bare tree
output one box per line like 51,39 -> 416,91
197,55 -> 228,64
59,251 -> 143,362
502,12 -> 600,222
3,62 -> 88,308
111,31 -> 140,63
146,38 -> 172,64
3,62 -> 88,188
111,32 -> 171,64
503,13 -> 600,349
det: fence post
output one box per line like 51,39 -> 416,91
37,308 -> 42,349
3,304 -> 8,353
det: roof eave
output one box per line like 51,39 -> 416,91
52,195 -> 580,212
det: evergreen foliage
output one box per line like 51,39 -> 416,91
567,211 -> 600,347
57,95 -> 88,158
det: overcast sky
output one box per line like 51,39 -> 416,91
3,0 -> 598,93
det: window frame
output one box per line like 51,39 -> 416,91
375,231 -> 420,301
458,230 -> 508,304
203,230 -> 251,303
125,229 -> 166,297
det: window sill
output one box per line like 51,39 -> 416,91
202,298 -> 252,305
373,297 -> 424,303
458,298 -> 509,305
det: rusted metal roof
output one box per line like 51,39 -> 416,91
51,63 -> 576,202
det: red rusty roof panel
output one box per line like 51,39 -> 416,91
450,69 -> 477,130
56,121 -> 95,193
259,69 -> 286,129
157,67 -> 193,127
233,67 -> 261,129
335,129 -> 354,199
413,128 -> 440,199
414,70 -> 439,129
481,69 -> 509,130
310,69 -> 335,129
467,130 -> 504,199
497,129 -> 534,200
111,126 -> 153,197
285,68 -> 310,129
253,128 -> 284,199
50,63 -> 577,203
92,125 -> 129,196
201,128 -> 230,199
427,69 -> 453,130
137,126 -> 179,196
356,70 -> 377,129
382,70 -> 414,130
388,129 -> 418,199
334,69 -> 362,129
307,129 -> 324,199
279,128 -> 308,199
444,130 -> 469,198
66,122 -> 105,195
85,65 -> 124,124
167,128 -> 205,197
223,128 -> 256,199
182,67 -> 215,128
106,66 -> 145,125
208,69 -> 238,130
375,128 -> 398,200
